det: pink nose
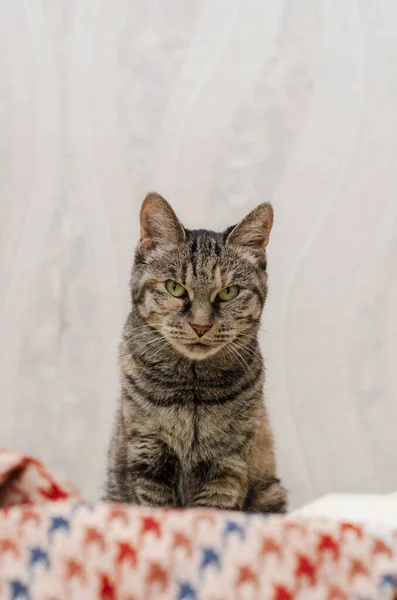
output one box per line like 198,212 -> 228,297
191,323 -> 212,338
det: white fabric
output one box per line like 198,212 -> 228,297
294,492 -> 397,540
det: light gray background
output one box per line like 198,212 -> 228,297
1,0 -> 396,508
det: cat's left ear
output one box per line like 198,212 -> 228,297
226,203 -> 274,254
139,192 -> 186,251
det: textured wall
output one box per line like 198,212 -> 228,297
1,0 -> 397,507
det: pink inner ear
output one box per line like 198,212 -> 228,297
140,238 -> 152,251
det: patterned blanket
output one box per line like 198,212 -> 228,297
0,450 -> 396,599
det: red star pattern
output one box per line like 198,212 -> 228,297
107,506 -> 129,525
340,522 -> 363,539
373,538 -> 393,558
236,565 -> 258,588
295,554 -> 316,586
99,574 -> 116,600
273,585 -> 293,600
283,521 -> 305,536
65,558 -> 85,582
139,515 -> 161,540
317,534 -> 340,562
260,536 -> 282,560
116,542 -> 138,568
172,531 -> 192,556
350,558 -> 370,579
145,561 -> 168,591
20,508 -> 41,527
0,538 -> 20,557
38,482 -> 69,501
327,585 -> 348,600
84,527 -> 106,551
193,512 -> 216,529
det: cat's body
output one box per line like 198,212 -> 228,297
104,194 -> 287,512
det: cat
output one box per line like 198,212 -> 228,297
104,192 -> 287,513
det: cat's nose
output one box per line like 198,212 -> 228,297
191,323 -> 212,338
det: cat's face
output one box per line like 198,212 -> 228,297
132,193 -> 273,361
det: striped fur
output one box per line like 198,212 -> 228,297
104,193 -> 287,513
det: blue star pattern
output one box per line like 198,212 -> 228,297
29,547 -> 50,570
380,573 -> 397,588
223,520 -> 246,547
177,582 -> 197,600
9,580 -> 29,599
49,516 -> 70,536
200,547 -> 221,574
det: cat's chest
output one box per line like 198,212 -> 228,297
156,403 -> 229,463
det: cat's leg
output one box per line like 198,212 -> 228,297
103,466 -> 135,504
104,426 -> 136,503
244,476 -> 287,514
127,437 -> 180,507
189,456 -> 248,510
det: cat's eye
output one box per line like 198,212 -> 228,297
217,285 -> 240,302
165,280 -> 186,298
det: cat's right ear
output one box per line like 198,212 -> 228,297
226,203 -> 274,255
139,192 -> 186,251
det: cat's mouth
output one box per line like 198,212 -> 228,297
184,341 -> 213,355
170,339 -> 222,360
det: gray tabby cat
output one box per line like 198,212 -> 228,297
104,192 -> 287,513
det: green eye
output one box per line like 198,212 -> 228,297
165,280 -> 186,298
217,285 -> 240,302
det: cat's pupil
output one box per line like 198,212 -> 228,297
173,282 -> 177,290
226,287 -> 230,294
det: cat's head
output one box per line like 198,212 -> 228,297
131,192 -> 273,360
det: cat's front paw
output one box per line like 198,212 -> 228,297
245,477 -> 287,514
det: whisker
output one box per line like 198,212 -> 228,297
233,340 -> 262,363
141,336 -> 169,349
258,327 -> 279,340
129,324 -> 158,333
237,330 -> 279,345
129,338 -> 171,368
230,342 -> 253,376
134,337 -> 173,366
149,339 -> 172,362
125,329 -> 161,342
236,327 -> 279,341
228,344 -> 251,382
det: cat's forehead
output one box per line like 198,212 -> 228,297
151,229 -> 229,288
180,229 -> 259,293
144,228 -> 259,290
184,230 -> 226,290
188,230 -> 223,268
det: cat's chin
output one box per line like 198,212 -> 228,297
171,340 -> 222,361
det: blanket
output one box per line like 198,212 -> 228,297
0,450 -> 396,599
